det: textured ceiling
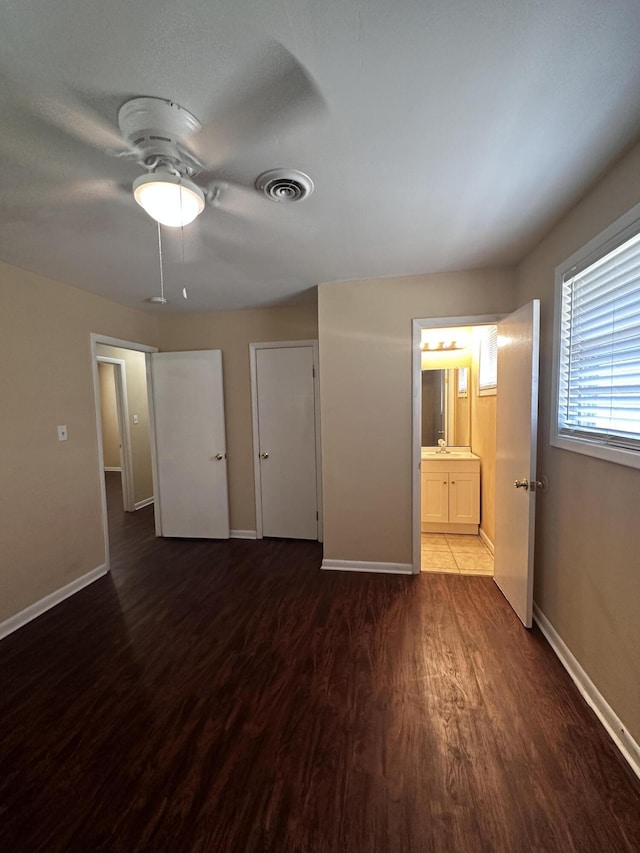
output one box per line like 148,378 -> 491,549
2,0 -> 640,313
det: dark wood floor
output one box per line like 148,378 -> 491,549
1,474 -> 639,852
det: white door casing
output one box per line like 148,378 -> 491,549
250,342 -> 321,540
150,350 -> 230,539
493,300 -> 541,627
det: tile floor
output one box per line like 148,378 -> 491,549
421,532 -> 494,575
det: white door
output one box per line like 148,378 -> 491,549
151,350 -> 230,539
493,301 -> 540,627
252,344 -> 319,540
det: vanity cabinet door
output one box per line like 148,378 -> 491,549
421,471 -> 449,523
449,471 -> 480,524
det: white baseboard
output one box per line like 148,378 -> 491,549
533,603 -> 640,780
479,528 -> 494,554
134,496 -> 154,510
0,564 -> 108,641
230,529 -> 257,540
104,466 -> 121,472
321,558 -> 413,575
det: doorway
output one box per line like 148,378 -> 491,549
91,334 -> 158,570
412,304 -> 541,628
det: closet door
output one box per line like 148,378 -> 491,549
251,342 -> 320,540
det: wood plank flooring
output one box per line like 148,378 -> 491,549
1,473 -> 639,852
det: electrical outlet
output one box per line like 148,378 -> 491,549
57,425 -> 68,441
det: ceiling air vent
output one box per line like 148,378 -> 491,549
255,169 -> 314,202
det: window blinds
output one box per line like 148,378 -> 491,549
558,230 -> 640,450
478,325 -> 497,391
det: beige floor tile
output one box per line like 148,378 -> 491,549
445,533 -> 481,542
421,550 -> 458,570
448,539 -> 488,553
421,534 -> 449,547
459,565 -> 494,576
422,565 -> 459,575
421,541 -> 452,552
453,551 -> 494,571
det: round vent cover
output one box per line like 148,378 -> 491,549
255,169 -> 314,202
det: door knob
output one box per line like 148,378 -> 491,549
260,452 -> 269,459
514,479 -> 529,490
214,453 -> 225,461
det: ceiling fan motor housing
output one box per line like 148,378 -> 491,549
118,97 -> 202,168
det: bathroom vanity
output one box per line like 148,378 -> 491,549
421,449 -> 480,534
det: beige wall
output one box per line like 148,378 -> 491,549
0,262 -> 158,622
469,343 -> 496,545
157,300 -> 318,532
515,139 -> 640,745
98,363 -> 120,469
96,345 -> 154,505
317,270 -> 514,564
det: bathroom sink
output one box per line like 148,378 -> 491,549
421,449 -> 478,460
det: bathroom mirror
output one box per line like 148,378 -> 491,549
421,368 -> 471,447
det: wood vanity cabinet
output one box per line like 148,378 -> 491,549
421,456 -> 480,534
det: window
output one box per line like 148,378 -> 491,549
457,367 -> 468,398
552,202 -> 640,469
478,325 -> 497,395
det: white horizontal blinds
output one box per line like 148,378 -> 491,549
457,367 -> 468,397
559,229 -> 640,450
479,325 -> 497,391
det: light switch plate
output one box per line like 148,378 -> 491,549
133,414 -> 139,424
57,425 -> 68,441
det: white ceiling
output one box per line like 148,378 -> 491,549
2,0 -> 640,313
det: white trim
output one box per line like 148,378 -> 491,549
0,564 -> 107,640
479,527 -> 494,555
412,314 -> 505,575
104,466 -> 122,472
230,529 -> 258,539
533,604 -> 640,780
321,559 -> 413,575
135,496 -> 154,510
249,340 -> 323,542
550,201 -> 640,472
91,334 -> 159,568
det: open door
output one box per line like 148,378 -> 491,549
493,301 -> 540,627
150,350 -> 230,539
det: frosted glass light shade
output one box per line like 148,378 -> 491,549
133,172 -> 205,227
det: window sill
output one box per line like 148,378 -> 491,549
550,433 -> 640,471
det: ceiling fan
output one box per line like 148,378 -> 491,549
1,41 -> 324,228
116,95 -> 315,229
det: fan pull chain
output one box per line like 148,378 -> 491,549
157,221 -> 165,302
180,186 -> 188,299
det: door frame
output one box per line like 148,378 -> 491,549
249,340 -> 323,541
412,314 -> 503,574
96,356 -> 135,513
90,334 -> 159,571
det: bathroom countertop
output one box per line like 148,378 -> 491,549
421,448 -> 479,461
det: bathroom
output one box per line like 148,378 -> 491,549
420,325 -> 497,575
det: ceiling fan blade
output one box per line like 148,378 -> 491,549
188,41 -> 325,167
31,89 -> 130,154
208,180 -> 316,241
0,179 -> 125,212
1,62 -> 129,154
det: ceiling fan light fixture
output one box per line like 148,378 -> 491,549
133,171 -> 205,227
